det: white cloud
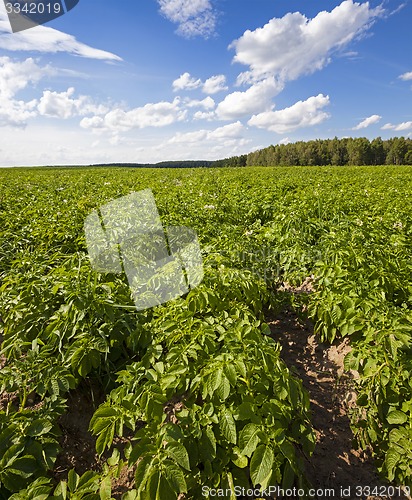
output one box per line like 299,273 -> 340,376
184,96 -> 215,109
173,72 -> 202,91
168,129 -> 207,144
161,122 -> 251,161
353,114 -> 381,130
37,87 -> 109,119
164,121 -> 250,157
248,94 -> 330,134
193,110 -> 215,121
169,121 -> 244,144
209,121 -> 245,139
381,121 -> 412,131
215,77 -> 282,120
230,0 -> 383,83
0,56 -> 51,126
0,97 -> 37,127
0,56 -> 51,97
279,137 -> 291,145
157,0 -> 217,38
399,72 -> 412,81
173,72 -> 227,95
0,57 -> 112,127
209,121 -> 244,139
80,116 -> 105,130
340,51 -> 359,59
395,122 -> 412,131
202,75 -> 228,94
389,3 -> 407,16
80,97 -> 186,132
0,10 -> 121,60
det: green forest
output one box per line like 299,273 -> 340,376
216,136 -> 412,167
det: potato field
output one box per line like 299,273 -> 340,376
0,165 -> 411,499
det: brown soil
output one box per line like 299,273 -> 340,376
53,380 -> 136,499
269,309 -> 409,500
0,389 -> 19,411
53,381 -> 106,480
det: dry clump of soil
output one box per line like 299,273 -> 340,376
278,276 -> 316,295
0,389 -> 19,411
269,309 -> 408,500
0,353 -> 6,370
164,395 -> 185,424
111,465 -> 136,498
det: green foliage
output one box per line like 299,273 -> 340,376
8,471 -> 102,500
0,398 -> 64,492
89,278 -> 314,498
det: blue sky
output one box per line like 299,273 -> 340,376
0,0 -> 411,165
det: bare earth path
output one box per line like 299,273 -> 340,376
269,309 -> 408,500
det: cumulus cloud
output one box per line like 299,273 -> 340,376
230,0 -> 383,83
0,55 -> 219,131
37,87 -> 109,119
168,122 -> 244,143
0,98 -> 37,127
157,0 -> 217,38
381,121 -> 412,131
279,137 -> 291,145
135,121 -> 248,162
202,75 -> 228,94
0,56 -> 52,97
248,94 -> 330,134
173,72 -> 227,94
166,122 -> 247,156
173,72 -> 202,91
193,110 -> 215,121
0,56 -> 51,126
399,72 -> 412,81
0,11 -> 121,60
80,97 -> 186,132
353,114 -> 381,130
162,121 -> 251,160
215,77 -> 282,120
208,121 -> 244,139
0,57 -> 112,127
168,129 -> 207,144
184,96 -> 215,109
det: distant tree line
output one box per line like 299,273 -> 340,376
212,155 -> 247,167
80,137 -> 412,169
90,160 -> 215,168
245,137 -> 412,166
90,158 -> 248,168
